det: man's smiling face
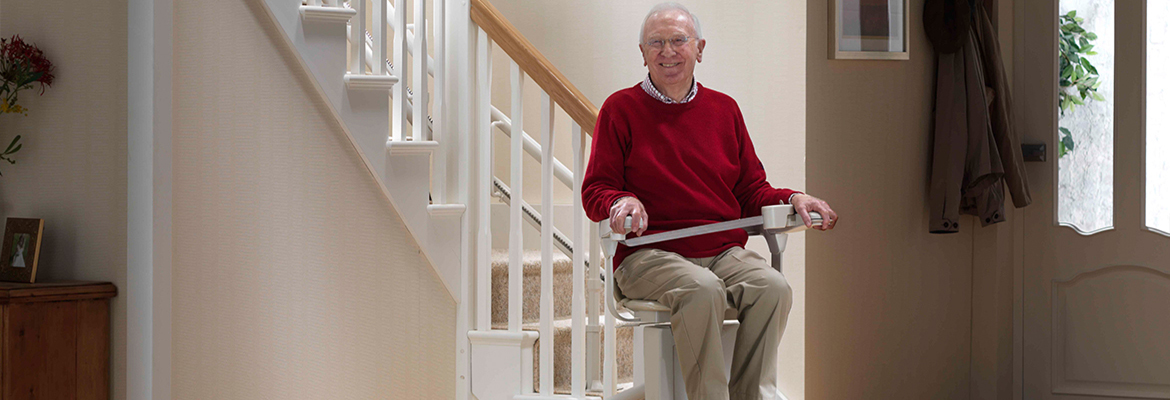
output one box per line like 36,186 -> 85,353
640,10 -> 705,94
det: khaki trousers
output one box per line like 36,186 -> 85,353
614,247 -> 793,400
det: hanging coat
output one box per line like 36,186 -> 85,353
926,0 -> 1030,234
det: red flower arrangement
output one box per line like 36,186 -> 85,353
0,35 -> 55,174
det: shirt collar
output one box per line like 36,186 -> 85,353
641,74 -> 699,104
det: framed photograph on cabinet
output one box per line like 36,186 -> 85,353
0,218 -> 44,283
830,0 -> 911,60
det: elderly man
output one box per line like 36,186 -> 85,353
581,3 -> 837,399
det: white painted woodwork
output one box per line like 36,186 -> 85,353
468,330 -> 538,398
571,122 -> 586,397
588,222 -> 602,390
432,0 -> 447,203
539,92 -> 555,395
1017,1 -> 1170,399
412,0 -> 429,141
299,5 -> 357,22
475,26 -> 492,332
392,0 -> 409,141
490,106 -> 574,188
508,61 -> 524,333
372,0 -> 386,75
343,73 -> 398,90
268,0 -> 613,395
603,238 -> 617,398
349,0 -> 364,73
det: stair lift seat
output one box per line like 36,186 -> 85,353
599,204 -> 821,400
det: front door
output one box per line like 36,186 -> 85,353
1017,0 -> 1170,398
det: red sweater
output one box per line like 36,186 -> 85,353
582,83 -> 800,269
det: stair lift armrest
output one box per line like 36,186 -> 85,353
759,205 -> 823,273
600,216 -> 644,324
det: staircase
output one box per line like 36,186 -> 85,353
256,0 -> 635,398
490,251 -> 635,394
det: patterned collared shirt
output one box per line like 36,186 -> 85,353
641,74 -> 699,104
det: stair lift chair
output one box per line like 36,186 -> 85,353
600,204 -> 822,400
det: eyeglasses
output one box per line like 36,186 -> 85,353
644,36 -> 694,50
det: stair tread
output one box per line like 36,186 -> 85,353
491,249 -> 573,274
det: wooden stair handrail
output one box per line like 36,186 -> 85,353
470,0 -> 599,135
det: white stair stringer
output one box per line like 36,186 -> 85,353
256,1 -> 463,303
383,141 -> 468,308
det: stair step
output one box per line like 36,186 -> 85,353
343,73 -> 398,90
491,250 -> 577,324
492,317 -> 636,394
427,204 -> 465,217
298,5 -> 356,23
386,140 -> 438,155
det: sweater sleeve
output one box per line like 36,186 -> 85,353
730,103 -> 801,218
581,100 -> 637,222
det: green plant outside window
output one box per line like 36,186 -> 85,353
1059,10 -> 1105,158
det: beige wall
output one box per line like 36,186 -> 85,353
487,0 -> 808,397
807,0 -> 987,398
170,0 -> 454,398
0,0 -> 128,398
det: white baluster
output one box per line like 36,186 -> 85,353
604,246 -> 616,397
475,27 -> 492,331
392,0 -> 409,141
588,222 -> 602,388
432,0 -> 446,203
508,61 -> 524,333
411,0 -> 428,141
539,92 -> 555,395
350,0 -> 365,74
571,121 -> 586,397
371,0 -> 386,75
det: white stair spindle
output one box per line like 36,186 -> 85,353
475,27 -> 492,332
432,0 -> 446,203
571,121 -> 586,397
411,0 -> 429,141
539,92 -> 555,395
507,61 -> 523,333
371,0 -> 386,74
350,0 -> 365,73
604,248 -> 616,397
392,0 -> 409,141
590,222 -> 603,390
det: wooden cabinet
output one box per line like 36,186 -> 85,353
0,281 -> 116,400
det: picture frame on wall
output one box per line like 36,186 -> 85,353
0,218 -> 44,283
830,0 -> 911,60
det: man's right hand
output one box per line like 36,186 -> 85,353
610,196 -> 648,236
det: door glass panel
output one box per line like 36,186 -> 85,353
1148,1 -> 1170,235
1058,0 -> 1114,234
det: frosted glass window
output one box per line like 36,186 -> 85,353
1148,2 -> 1170,235
1058,0 -> 1114,234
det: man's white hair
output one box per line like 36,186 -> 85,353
640,2 -> 703,44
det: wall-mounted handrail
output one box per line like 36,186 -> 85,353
469,0 -> 599,135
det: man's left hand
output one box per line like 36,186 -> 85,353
790,194 -> 838,231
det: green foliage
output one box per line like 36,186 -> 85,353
1058,10 -> 1103,158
